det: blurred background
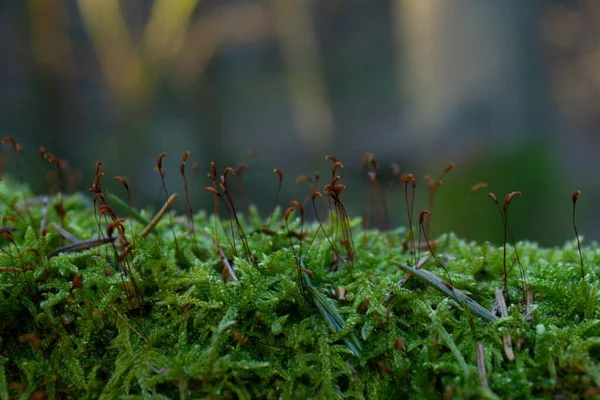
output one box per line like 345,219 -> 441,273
1,0 -> 600,246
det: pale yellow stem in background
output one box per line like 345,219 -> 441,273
141,194 -> 179,238
269,0 -> 334,150
143,0 -> 202,63
392,0 -> 439,136
77,0 -> 147,104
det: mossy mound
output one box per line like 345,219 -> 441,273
1,178 -> 600,399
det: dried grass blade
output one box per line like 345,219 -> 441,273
107,192 -> 153,234
217,243 -> 238,282
393,262 -> 496,322
51,223 -> 79,243
49,237 -> 116,258
384,255 -> 430,303
495,288 -> 515,362
476,342 -> 489,389
140,194 -> 178,238
304,273 -> 362,357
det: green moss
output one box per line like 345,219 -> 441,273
1,177 -> 600,399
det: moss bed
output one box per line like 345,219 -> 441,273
1,169 -> 600,399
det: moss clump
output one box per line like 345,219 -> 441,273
1,176 -> 600,399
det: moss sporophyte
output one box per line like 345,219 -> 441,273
1,138 -> 600,399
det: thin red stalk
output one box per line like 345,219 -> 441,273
336,198 -> 355,268
180,151 -> 199,255
156,153 -> 182,265
219,172 -> 242,255
325,160 -> 355,274
267,169 -> 284,229
297,171 -> 323,221
326,186 -> 337,246
207,162 -> 239,253
401,174 -> 416,264
105,213 -> 142,302
105,210 -> 133,260
488,193 -> 509,302
208,162 -> 221,250
572,190 -> 584,279
114,176 -> 134,238
220,168 -> 252,264
419,210 -> 452,285
324,173 -> 355,275
204,186 -> 237,255
92,192 -> 110,258
503,192 -> 526,303
284,206 -> 305,298
305,191 -> 343,268
425,175 -> 435,237
307,192 -> 332,253
88,162 -> 110,259
409,176 -> 416,259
